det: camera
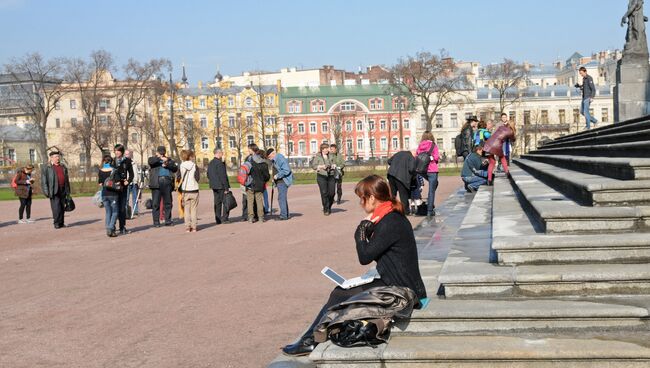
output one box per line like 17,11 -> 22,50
574,83 -> 581,89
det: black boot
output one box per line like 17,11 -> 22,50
282,334 -> 317,356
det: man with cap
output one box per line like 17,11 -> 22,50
148,146 -> 178,227
266,148 -> 293,220
114,144 -> 134,234
41,151 -> 71,229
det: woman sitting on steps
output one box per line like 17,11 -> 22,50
281,175 -> 427,356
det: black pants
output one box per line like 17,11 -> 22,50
212,189 -> 229,223
335,178 -> 343,202
19,196 -> 32,220
50,191 -> 65,227
316,175 -> 335,212
152,177 -> 173,225
388,175 -> 411,212
117,190 -> 128,230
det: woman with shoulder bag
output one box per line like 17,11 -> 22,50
311,143 -> 336,216
416,131 -> 440,219
14,164 -> 36,224
282,175 -> 427,356
98,155 -> 119,237
179,150 -> 201,233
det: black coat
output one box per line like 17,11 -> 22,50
40,163 -> 70,198
207,158 -> 230,190
249,155 -> 270,192
387,151 -> 415,186
354,212 -> 427,300
114,157 -> 134,190
147,156 -> 178,189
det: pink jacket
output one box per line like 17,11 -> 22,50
416,140 -> 440,173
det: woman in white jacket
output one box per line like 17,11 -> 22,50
179,150 -> 200,232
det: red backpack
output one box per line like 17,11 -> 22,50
237,161 -> 253,187
11,173 -> 19,189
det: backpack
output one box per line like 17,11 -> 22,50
414,145 -> 435,175
237,161 -> 253,187
103,170 -> 123,192
474,129 -> 491,146
11,173 -> 19,189
454,134 -> 464,157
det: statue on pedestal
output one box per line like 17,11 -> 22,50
621,0 -> 649,60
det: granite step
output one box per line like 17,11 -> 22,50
521,154 -> 650,180
534,139 -> 650,158
513,158 -> 650,206
509,164 -> 650,233
543,115 -> 650,147
310,333 -> 650,367
540,126 -> 650,150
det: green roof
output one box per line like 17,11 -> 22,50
281,84 -> 401,99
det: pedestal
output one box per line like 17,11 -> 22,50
615,59 -> 650,122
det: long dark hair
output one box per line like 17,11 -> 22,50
354,175 -> 405,215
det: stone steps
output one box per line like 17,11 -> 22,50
509,165 -> 650,233
513,158 -> 650,206
521,154 -> 650,180
533,139 -> 650,158
310,333 -> 650,367
544,116 -> 650,147
541,127 -> 650,150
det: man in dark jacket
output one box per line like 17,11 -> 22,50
207,148 -> 231,224
113,144 -> 134,234
461,145 -> 488,192
246,144 -> 270,223
148,146 -> 178,227
576,66 -> 598,129
459,116 -> 478,159
387,150 -> 415,214
41,151 -> 71,229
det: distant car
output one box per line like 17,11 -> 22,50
344,159 -> 359,166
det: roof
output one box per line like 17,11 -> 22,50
281,84 -> 398,98
476,84 -> 613,99
176,85 -> 278,97
566,52 -> 583,64
0,124 -> 39,142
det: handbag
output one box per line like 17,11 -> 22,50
92,190 -> 104,208
103,170 -> 123,192
64,195 -> 76,212
177,164 -> 193,193
224,191 -> 238,212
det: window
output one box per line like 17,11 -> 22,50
509,111 -> 516,122
8,149 -> 16,162
29,149 -> 35,163
99,115 -> 108,124
186,117 -> 193,129
369,138 -> 375,151
436,138 -> 444,148
55,118 -> 61,128
573,108 -> 580,123
465,112 -> 472,120
201,137 -> 209,150
435,114 -> 443,128
98,98 -> 109,112
403,119 -> 410,129
392,97 -> 406,110
245,97 -> 253,107
380,137 -> 387,150
341,102 -> 356,111
214,116 -> 221,128
227,96 -> 235,107
200,117 -> 208,128
299,141 -> 306,154
228,116 -> 235,127
369,98 -> 383,110
391,120 -> 398,131
368,120 -> 375,131
167,98 -> 172,108
70,118 -> 77,127
541,110 -> 549,124
345,121 -> 352,131
298,123 -> 305,133
287,124 -> 293,134
310,122 -> 317,133
602,108 -> 609,123
132,133 -> 138,143
311,99 -> 325,112
229,136 -> 236,149
200,99 -> 206,108
524,110 -> 531,124
357,139 -> 364,151
247,135 -> 255,145
380,120 -> 386,131
356,121 -> 363,131
265,96 -> 274,106
215,137 -> 223,149
559,109 -> 566,124
288,141 -> 294,154
310,140 -> 317,153
392,137 -> 398,149
346,139 -> 353,154
79,154 -> 87,167
70,99 -> 77,109
266,116 -> 276,125
55,102 -> 60,110
185,99 -> 192,109
404,137 -> 410,149
287,100 -> 302,113
246,115 -> 253,127
450,113 -> 458,128
321,122 -> 328,133
265,135 -> 272,147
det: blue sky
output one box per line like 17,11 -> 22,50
0,0 -> 630,83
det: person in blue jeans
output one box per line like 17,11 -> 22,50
266,148 -> 293,220
415,131 -> 440,219
461,145 -> 489,193
97,155 -> 119,237
576,66 -> 598,129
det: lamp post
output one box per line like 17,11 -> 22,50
168,73 -> 177,159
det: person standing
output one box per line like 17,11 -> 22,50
416,131 -> 440,219
41,151 -> 71,229
207,148 -> 231,224
266,148 -> 293,220
575,66 -> 598,130
148,146 -> 178,227
125,150 -> 141,217
312,143 -> 336,216
97,155 -> 119,237
179,150 -> 200,233
387,150 -> 415,213
484,120 -> 517,185
113,144 -> 134,234
13,164 -> 35,224
246,144 -> 270,223
329,144 -> 345,204
458,116 -> 478,159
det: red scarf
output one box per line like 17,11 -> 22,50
371,201 -> 394,223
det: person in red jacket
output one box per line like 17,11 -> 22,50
483,120 -> 517,184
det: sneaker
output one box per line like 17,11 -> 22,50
119,228 -> 131,235
26,219 -> 35,223
468,186 -> 477,193
18,219 -> 27,224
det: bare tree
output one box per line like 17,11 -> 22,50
283,117 -> 296,160
390,50 -> 470,132
482,59 -> 528,114
4,53 -> 67,164
224,112 -> 252,167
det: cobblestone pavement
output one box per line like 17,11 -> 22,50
0,177 -> 460,368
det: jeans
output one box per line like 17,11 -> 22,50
103,197 -> 119,232
316,174 -> 336,212
128,184 -> 139,214
425,172 -> 438,216
463,170 -> 488,191
117,190 -> 128,230
263,188 -> 269,213
276,181 -> 289,219
581,98 -> 598,129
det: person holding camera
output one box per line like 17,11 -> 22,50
329,144 -> 345,205
41,151 -> 71,229
13,164 -> 36,224
575,66 -> 598,130
311,143 -> 337,216
113,144 -> 134,235
148,146 -> 178,227
125,150 -> 141,217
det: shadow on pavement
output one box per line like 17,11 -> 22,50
67,219 -> 100,227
